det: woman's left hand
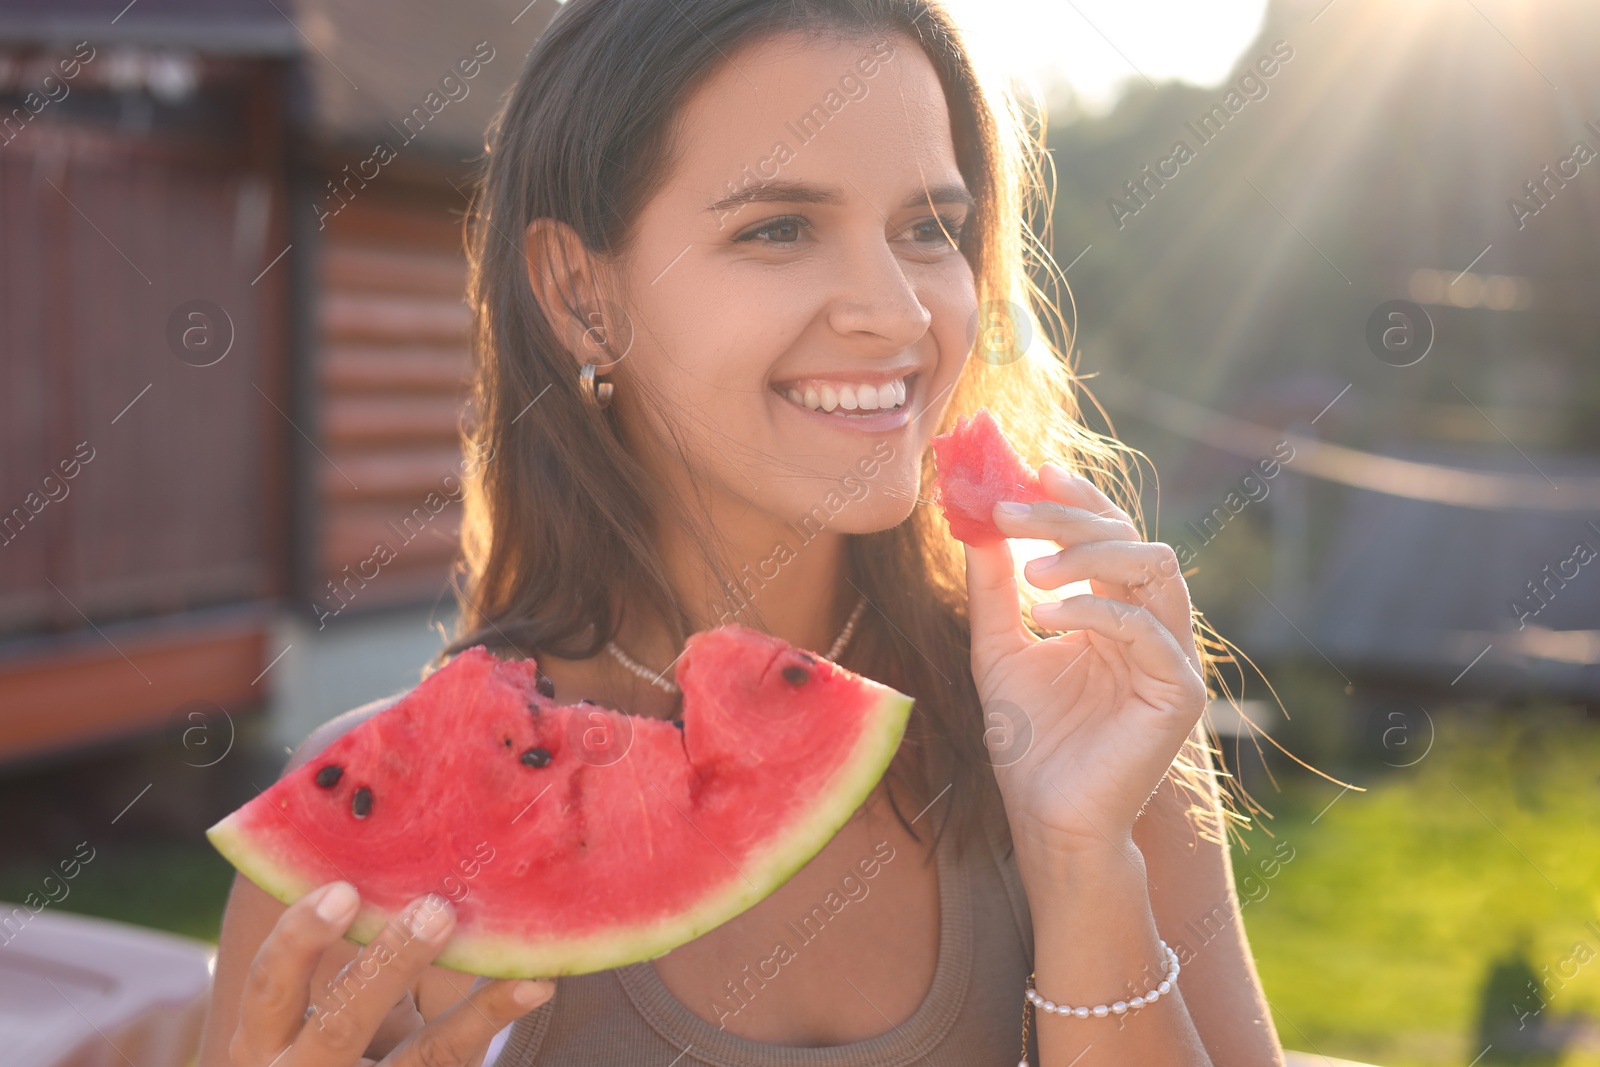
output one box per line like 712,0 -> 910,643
964,461 -> 1208,867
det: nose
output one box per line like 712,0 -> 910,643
824,232 -> 933,348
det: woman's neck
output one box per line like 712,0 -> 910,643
535,471 -> 861,720
616,518 -> 855,667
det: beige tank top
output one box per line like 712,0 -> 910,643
489,795 -> 1040,1066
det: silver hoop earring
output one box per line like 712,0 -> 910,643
579,361 -> 614,409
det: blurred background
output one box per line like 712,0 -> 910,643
0,0 -> 1596,1064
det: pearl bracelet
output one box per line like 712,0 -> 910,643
1025,940 -> 1181,1019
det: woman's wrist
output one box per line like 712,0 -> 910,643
1015,830 -> 1150,925
1009,813 -> 1145,892
1016,828 -> 1168,1007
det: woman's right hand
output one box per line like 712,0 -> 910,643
224,880 -> 553,1067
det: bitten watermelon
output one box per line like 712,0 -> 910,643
206,626 -> 912,979
930,408 -> 1044,545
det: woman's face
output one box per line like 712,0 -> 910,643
601,28 -> 976,537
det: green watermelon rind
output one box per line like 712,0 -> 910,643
205,685 -> 913,980
208,811 -> 320,912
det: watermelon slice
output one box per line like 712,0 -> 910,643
930,408 -> 1045,545
206,626 -> 911,979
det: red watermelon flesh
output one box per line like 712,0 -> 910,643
931,408 -> 1045,545
205,626 -> 912,979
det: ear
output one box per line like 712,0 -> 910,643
524,217 -> 610,369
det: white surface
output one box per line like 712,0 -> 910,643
0,904 -> 213,1067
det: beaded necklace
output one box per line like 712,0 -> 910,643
604,596 -> 868,696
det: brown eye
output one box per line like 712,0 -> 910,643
907,215 -> 963,246
739,216 -> 806,244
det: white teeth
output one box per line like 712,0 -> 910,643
778,376 -> 911,414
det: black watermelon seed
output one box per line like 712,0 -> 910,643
782,665 -> 811,686
798,651 -> 817,665
579,698 -> 597,706
535,672 -> 556,699
351,787 -> 373,818
314,764 -> 343,789
672,719 -> 684,730
521,747 -> 553,768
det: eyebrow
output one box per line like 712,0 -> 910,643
705,179 -> 976,217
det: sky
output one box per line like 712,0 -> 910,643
940,0 -> 1272,115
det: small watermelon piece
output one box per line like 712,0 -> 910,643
205,626 -> 911,979
930,407 -> 1045,545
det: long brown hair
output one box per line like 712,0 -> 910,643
442,0 -> 1234,863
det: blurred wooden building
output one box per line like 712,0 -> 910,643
0,0 -> 554,764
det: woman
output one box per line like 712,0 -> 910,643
200,0 -> 1284,1063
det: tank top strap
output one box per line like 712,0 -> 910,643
976,778 -> 1035,973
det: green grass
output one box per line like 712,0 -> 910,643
1234,706 -> 1600,1067
0,838 -> 236,944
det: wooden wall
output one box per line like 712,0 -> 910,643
0,58 -> 287,762
309,186 -> 472,624
0,64 -> 478,762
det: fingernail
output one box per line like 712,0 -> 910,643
512,980 -> 547,1007
316,881 -> 358,922
995,501 -> 1031,517
406,894 -> 452,938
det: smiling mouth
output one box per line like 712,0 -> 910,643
770,374 -> 916,417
